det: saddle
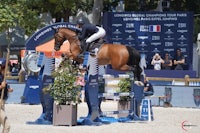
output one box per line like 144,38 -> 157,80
88,38 -> 106,52
80,38 -> 106,54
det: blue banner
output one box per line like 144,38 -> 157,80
25,22 -> 77,50
103,12 -> 193,69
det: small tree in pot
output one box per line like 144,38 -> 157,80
118,78 -> 131,102
117,77 -> 131,118
47,58 -> 83,126
50,59 -> 81,105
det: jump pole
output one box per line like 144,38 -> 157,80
78,52 -> 146,125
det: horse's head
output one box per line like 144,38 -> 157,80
53,27 -> 82,62
54,28 -> 66,51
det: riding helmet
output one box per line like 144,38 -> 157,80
77,18 -> 84,25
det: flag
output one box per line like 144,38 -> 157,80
149,25 -> 161,32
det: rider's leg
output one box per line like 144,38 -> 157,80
86,27 -> 106,44
85,28 -> 105,52
77,41 -> 90,58
80,40 -> 85,50
78,27 -> 106,57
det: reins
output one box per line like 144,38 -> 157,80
56,28 -> 82,55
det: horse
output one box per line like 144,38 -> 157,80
54,27 -> 142,81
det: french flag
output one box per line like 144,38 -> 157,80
149,25 -> 161,32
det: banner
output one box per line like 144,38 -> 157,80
25,22 -> 77,50
103,12 -> 193,69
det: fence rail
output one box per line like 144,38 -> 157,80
147,75 -> 200,86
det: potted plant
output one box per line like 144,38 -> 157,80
117,77 -> 131,118
47,58 -> 82,126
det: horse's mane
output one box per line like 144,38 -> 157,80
57,27 -> 79,36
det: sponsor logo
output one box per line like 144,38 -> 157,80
112,36 -> 122,40
139,48 -> 148,53
140,25 -> 149,32
165,42 -> 173,47
138,42 -> 147,47
112,41 -> 121,44
178,23 -> 187,28
177,42 -> 187,47
181,120 -> 198,131
164,23 -> 175,27
164,48 -> 174,52
126,23 -> 134,28
165,29 -> 174,34
151,42 -> 161,46
164,36 -> 174,40
152,48 -> 160,53
178,35 -> 187,40
30,85 -> 39,89
125,30 -> 135,33
112,24 -> 122,27
152,36 -> 160,41
177,29 -> 188,33
138,36 -> 148,40
180,48 -> 187,52
113,29 -> 122,34
126,35 -> 135,41
127,42 -> 136,46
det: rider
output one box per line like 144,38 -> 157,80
76,18 -> 106,56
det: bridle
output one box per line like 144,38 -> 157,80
54,33 -> 66,50
54,29 -> 82,53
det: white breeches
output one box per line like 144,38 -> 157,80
86,26 -> 106,43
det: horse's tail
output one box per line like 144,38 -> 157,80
134,60 -> 142,81
126,46 -> 142,81
133,50 -> 142,81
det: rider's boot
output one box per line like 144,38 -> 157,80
78,43 -> 90,58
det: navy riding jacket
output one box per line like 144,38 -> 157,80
78,24 -> 98,41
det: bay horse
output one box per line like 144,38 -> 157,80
54,27 -> 142,81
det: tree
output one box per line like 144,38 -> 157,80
26,0 -> 93,22
0,0 -> 41,59
0,5 -> 18,32
0,0 -> 40,36
92,0 -> 103,25
26,0 -> 124,25
103,0 -> 120,11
